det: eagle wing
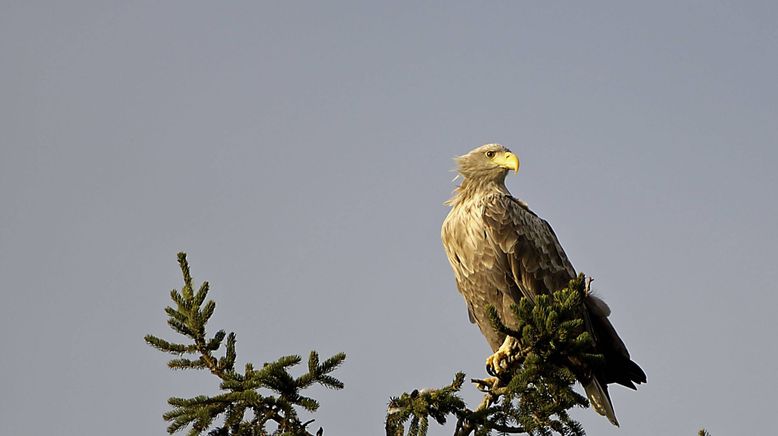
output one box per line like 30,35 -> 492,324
482,193 -> 646,394
481,193 -> 576,301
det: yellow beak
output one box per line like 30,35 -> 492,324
495,152 -> 520,173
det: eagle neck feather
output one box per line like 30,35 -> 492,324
446,178 -> 510,206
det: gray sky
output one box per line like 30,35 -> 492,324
2,2 -> 777,435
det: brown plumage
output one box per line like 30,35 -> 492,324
441,144 -> 645,426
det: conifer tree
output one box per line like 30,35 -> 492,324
145,253 -> 346,436
147,253 -> 701,436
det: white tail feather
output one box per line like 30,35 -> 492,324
584,378 -> 619,426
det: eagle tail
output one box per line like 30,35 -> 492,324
583,377 -> 619,426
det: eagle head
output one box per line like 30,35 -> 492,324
455,144 -> 520,182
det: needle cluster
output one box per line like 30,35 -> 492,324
145,253 -> 345,436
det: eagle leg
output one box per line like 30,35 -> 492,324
486,336 -> 521,377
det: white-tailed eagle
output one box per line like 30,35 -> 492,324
441,144 -> 645,425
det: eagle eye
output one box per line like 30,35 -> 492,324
485,151 -> 495,158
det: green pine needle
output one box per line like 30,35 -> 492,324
146,252 -> 346,436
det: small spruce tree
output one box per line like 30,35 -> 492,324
145,253 -> 345,436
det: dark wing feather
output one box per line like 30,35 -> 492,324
481,194 -> 576,300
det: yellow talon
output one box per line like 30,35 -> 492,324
485,337 -> 520,376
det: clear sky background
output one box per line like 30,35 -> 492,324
2,2 -> 777,435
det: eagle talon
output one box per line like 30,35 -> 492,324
486,362 -> 497,377
486,337 -> 520,377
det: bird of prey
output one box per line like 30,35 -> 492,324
441,144 -> 645,426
